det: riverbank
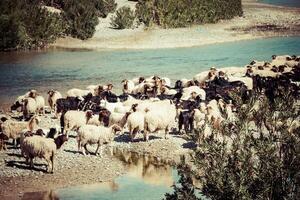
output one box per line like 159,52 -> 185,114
0,112 -> 191,200
51,0 -> 300,50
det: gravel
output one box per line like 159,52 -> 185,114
0,112 -> 193,199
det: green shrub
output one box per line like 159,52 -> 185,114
61,0 -> 99,40
110,6 -> 135,29
94,0 -> 117,18
0,0 -> 65,50
136,0 -> 243,28
190,86 -> 300,199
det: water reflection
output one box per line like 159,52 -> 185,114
22,190 -> 59,200
113,148 -> 175,187
21,149 -> 178,200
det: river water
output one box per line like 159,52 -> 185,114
21,151 -> 197,200
1,36 -> 300,110
261,0 -> 300,7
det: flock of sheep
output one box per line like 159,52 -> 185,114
0,54 -> 299,173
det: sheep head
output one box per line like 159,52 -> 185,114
111,125 -> 122,135
54,134 -> 68,149
48,90 -> 55,97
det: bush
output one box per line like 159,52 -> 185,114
190,86 -> 300,199
0,0 -> 65,50
136,0 -> 243,28
94,0 -> 117,18
110,6 -> 135,29
62,0 -> 99,40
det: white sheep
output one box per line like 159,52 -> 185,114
62,110 -> 94,135
161,86 -> 177,95
227,75 -> 253,90
35,95 -> 45,115
127,111 -> 145,141
122,79 -> 135,94
76,124 -> 121,156
1,115 -> 40,146
67,88 -> 90,99
144,102 -> 176,141
100,99 -> 123,113
22,97 -> 37,119
114,104 -> 131,114
161,77 -> 171,87
48,90 -> 62,113
206,100 -> 224,130
21,134 -> 68,173
181,86 -> 206,100
108,112 -> 130,129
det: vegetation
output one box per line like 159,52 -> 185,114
110,6 -> 135,29
0,0 -> 65,50
0,0 -> 116,50
164,158 -> 201,200
167,85 -> 300,199
136,0 -> 243,28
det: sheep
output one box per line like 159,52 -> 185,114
1,115 -> 40,147
227,75 -> 253,90
67,88 -> 90,99
21,134 -> 68,173
97,109 -> 111,127
35,95 -> 46,115
56,97 -> 82,115
76,124 -> 122,156
114,104 -> 131,114
127,111 -> 145,141
144,102 -> 177,141
100,99 -> 123,113
181,86 -> 206,101
161,77 -> 171,87
160,86 -> 177,95
108,112 -> 131,129
11,91 -> 31,111
122,79 -> 135,94
206,100 -> 224,130
0,133 -> 9,151
178,109 -> 195,134
22,97 -> 37,120
61,110 -> 94,135
48,90 -> 62,113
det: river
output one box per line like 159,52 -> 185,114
1,36 -> 300,110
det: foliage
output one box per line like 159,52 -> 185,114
0,0 -> 117,50
164,158 -> 201,200
192,87 -> 300,199
62,0 -> 99,40
110,6 -> 135,29
0,0 -> 65,50
136,0 -> 243,28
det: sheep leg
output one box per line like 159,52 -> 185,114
165,127 -> 169,139
95,143 -> 100,156
143,130 -> 149,142
29,157 -> 34,169
50,153 -> 54,173
83,144 -> 90,155
77,140 -> 81,153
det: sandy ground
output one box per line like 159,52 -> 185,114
0,112 -> 192,199
50,0 -> 300,50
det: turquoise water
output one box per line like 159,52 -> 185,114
1,36 -> 300,108
56,170 -> 178,200
261,0 -> 300,7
